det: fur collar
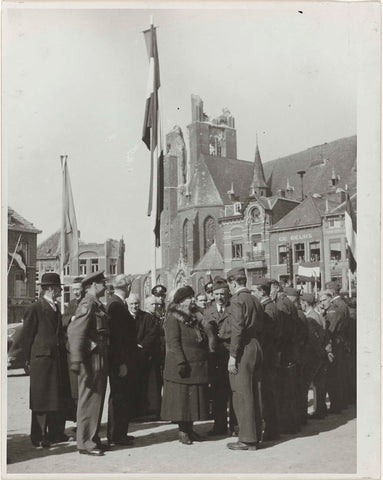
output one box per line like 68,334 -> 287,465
168,303 -> 196,326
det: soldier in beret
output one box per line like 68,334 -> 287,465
203,277 -> 237,437
252,278 -> 282,441
67,271 -> 110,456
225,267 -> 264,451
19,273 -> 72,448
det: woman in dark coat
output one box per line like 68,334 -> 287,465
161,286 -> 209,445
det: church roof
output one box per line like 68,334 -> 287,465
271,195 -> 323,231
193,242 -> 224,271
202,154 -> 253,204
8,206 -> 41,234
263,135 -> 356,199
37,230 -> 61,259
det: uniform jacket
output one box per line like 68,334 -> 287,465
203,302 -> 232,352
163,304 -> 208,385
305,309 -> 328,362
134,309 -> 161,360
260,296 -> 281,368
20,298 -> 71,411
276,293 -> 298,366
67,293 -> 110,374
107,294 -> 137,370
230,288 -> 264,359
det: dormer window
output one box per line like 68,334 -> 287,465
234,202 -> 242,215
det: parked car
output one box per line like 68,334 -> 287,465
7,322 -> 28,374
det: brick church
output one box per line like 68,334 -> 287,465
159,94 -> 357,295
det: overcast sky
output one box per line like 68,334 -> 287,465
3,2 -> 364,273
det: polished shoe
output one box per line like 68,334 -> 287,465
33,439 -> 51,449
207,428 -> 229,437
227,441 -> 258,451
178,431 -> 193,445
79,448 -> 104,456
108,436 -> 134,447
188,430 -> 204,442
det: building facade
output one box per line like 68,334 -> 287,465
8,207 -> 41,323
37,233 -> 125,303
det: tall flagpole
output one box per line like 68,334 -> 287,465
150,15 -> 157,289
60,154 -> 67,315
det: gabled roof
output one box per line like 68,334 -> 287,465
8,206 -> 41,234
271,195 -> 323,231
189,155 -> 223,206
203,154 -> 253,204
193,242 -> 224,271
263,135 -> 356,199
37,230 -> 61,259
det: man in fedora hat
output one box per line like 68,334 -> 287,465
68,271 -> 110,456
20,272 -> 72,448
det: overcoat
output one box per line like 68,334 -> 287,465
20,298 -> 71,412
163,304 -> 208,385
62,297 -> 81,401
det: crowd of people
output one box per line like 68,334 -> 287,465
18,267 -> 356,456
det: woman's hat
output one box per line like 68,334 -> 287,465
173,286 -> 195,304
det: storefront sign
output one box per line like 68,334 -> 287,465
278,233 -> 313,242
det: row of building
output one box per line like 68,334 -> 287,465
7,94 -> 357,323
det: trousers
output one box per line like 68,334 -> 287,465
229,338 -> 263,444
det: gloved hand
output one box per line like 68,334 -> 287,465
178,363 -> 190,378
70,362 -> 81,375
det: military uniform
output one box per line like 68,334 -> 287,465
68,292 -> 110,452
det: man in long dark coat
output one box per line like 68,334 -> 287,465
106,274 -> 137,446
203,277 -> 237,436
252,278 -> 282,441
226,267 -> 264,451
67,271 -> 110,456
20,272 -> 72,448
127,294 -> 161,418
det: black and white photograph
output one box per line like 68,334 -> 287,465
2,1 -> 381,478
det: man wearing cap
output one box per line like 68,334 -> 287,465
204,281 -> 215,307
62,276 -> 84,420
67,271 -> 110,456
300,293 -> 331,419
225,267 -> 264,450
152,284 -> 167,372
106,274 -> 137,446
252,278 -> 282,441
203,277 -> 237,436
20,273 -> 72,448
319,289 -> 346,414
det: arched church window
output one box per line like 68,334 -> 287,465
182,219 -> 189,262
204,216 -> 216,253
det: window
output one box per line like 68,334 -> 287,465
231,240 -> 243,259
252,235 -> 262,254
203,216 -> 216,253
79,259 -> 87,275
294,243 -> 305,263
64,286 -> 70,304
63,264 -> 70,275
330,240 -> 342,261
278,245 -> 289,264
18,242 -> 28,266
91,258 -> 99,273
328,217 -> 341,228
182,220 -> 189,261
309,241 -> 320,262
250,207 -> 261,223
109,258 -> 117,275
234,202 -> 242,215
15,271 -> 27,297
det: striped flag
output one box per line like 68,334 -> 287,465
61,156 -> 79,266
344,193 -> 357,273
142,23 -> 164,247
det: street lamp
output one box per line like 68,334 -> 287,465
297,170 -> 306,201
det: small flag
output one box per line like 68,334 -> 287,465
61,156 -> 79,266
344,193 -> 357,273
142,23 -> 164,247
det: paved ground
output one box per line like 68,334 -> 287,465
6,369 -> 356,475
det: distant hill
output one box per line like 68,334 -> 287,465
263,135 -> 356,200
